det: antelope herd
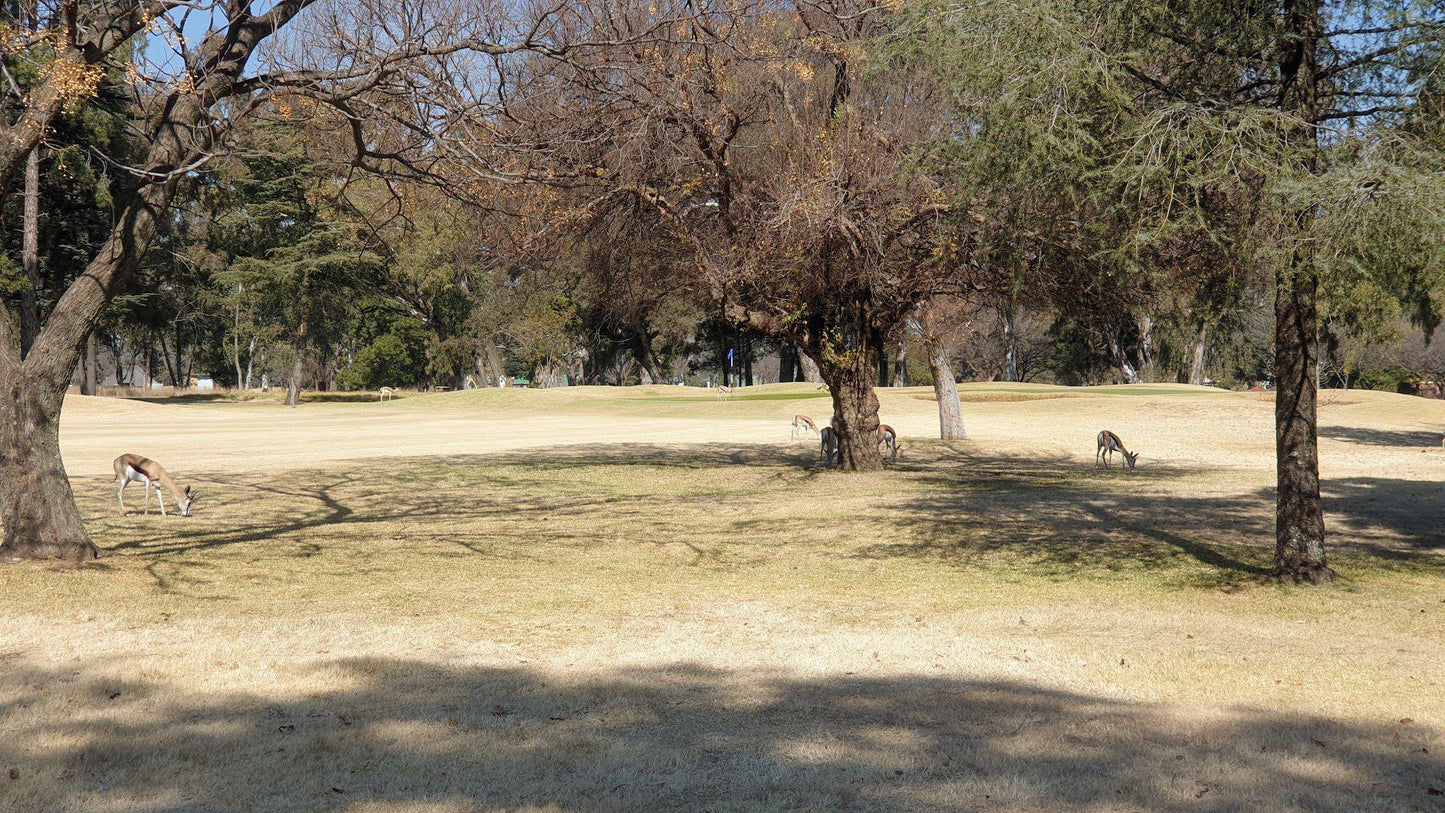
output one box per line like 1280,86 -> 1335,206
800,415 -> 908,468
795,414 -> 1137,472
108,391 -> 1143,523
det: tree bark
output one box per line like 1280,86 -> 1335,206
892,338 -> 909,387
798,351 -> 823,383
19,148 -> 41,356
927,343 -> 966,439
1106,327 -> 1142,384
287,326 -> 306,407
631,333 -> 663,385
818,345 -> 885,472
1001,305 -> 1018,382
1271,0 -> 1332,584
779,343 -> 799,382
244,336 -> 256,390
1272,248 -> 1331,582
1189,323 -> 1208,386
1136,314 -> 1156,383
0,380 -> 99,561
81,332 -> 98,395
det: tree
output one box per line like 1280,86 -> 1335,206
906,0 -> 1445,581
1098,0 -> 1445,582
0,1 -> 610,559
911,298 -> 970,439
494,2 -> 959,469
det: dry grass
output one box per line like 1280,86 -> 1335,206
3,383 -> 1443,811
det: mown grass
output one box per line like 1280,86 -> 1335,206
4,385 -> 1443,811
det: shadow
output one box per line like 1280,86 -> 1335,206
851,448 -> 1276,583
68,441 -> 1444,596
1319,425 -> 1443,448
1323,477 -> 1445,551
0,657 -> 1440,811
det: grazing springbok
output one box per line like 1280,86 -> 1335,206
878,424 -> 902,463
1095,430 -> 1139,470
379,386 -> 395,401
113,454 -> 196,517
716,385 -> 733,399
791,414 -> 818,440
819,426 -> 840,467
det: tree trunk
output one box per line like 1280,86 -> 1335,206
892,338 -> 909,387
1136,314 -> 1156,383
244,336 -> 256,390
798,351 -> 823,383
1272,252 -> 1331,582
818,345 -> 885,472
19,148 -> 41,356
1106,327 -> 1142,384
1271,0 -> 1332,584
927,342 -> 965,439
1001,305 -> 1018,382
779,343 -> 799,382
81,332 -> 98,395
0,379 -> 99,560
631,333 -> 663,385
876,348 -> 889,387
233,289 -> 243,388
287,353 -> 303,406
1189,323 -> 1208,386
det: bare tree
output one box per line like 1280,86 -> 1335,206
485,1 -> 961,469
0,0 -> 614,559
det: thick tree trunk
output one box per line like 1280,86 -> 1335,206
818,347 -> 885,472
0,379 -> 99,560
1189,324 -> 1208,386
927,343 -> 966,439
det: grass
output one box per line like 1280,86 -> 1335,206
4,383 -> 1444,811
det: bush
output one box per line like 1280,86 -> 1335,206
340,331 -> 427,390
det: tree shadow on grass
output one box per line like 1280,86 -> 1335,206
75,442 -> 1442,592
0,656 -> 1439,812
1319,426 -> 1443,448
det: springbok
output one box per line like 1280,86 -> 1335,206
716,385 -> 733,399
1095,430 -> 1139,469
819,426 -> 840,467
379,386 -> 395,401
113,454 -> 196,517
791,415 -> 818,440
878,424 -> 902,463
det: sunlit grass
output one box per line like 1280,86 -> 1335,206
4,384 -> 1443,811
